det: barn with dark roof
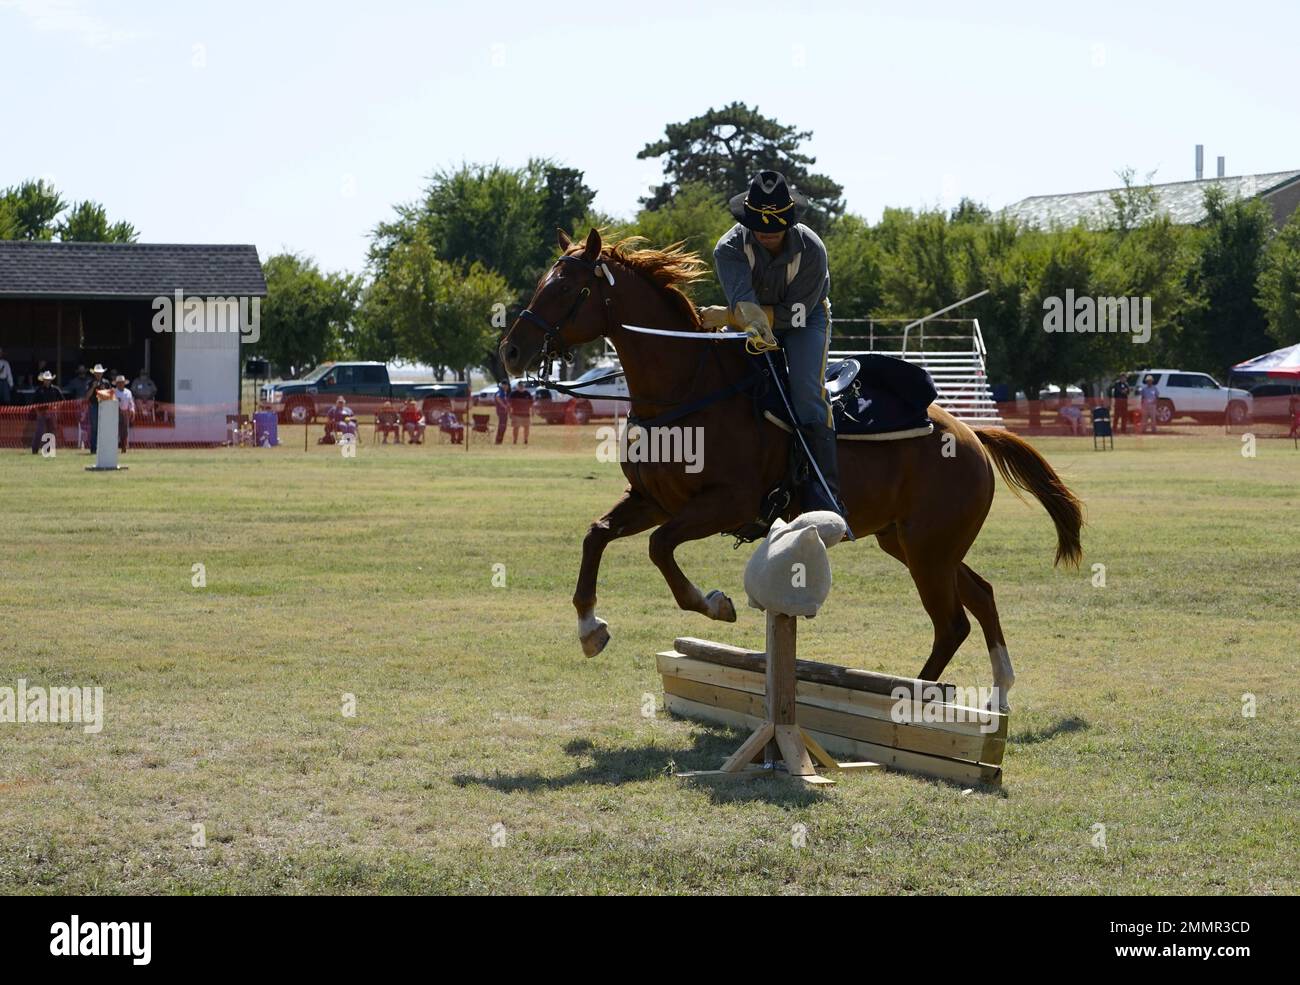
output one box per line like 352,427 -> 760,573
0,241 -> 266,444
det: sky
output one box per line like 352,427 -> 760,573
2,0 -> 1296,275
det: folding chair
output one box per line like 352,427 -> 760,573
1091,406 -> 1113,450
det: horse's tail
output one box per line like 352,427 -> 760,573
975,429 -> 1084,567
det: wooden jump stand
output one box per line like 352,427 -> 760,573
660,621 -> 1009,788
672,611 -> 882,785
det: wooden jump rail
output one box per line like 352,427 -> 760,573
659,614 -> 1008,786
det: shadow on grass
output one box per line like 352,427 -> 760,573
1013,716 -> 1089,745
452,729 -> 831,805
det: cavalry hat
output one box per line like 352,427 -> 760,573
728,170 -> 807,231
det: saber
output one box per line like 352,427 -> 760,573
622,323 -> 749,340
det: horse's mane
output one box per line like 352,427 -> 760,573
599,237 -> 706,330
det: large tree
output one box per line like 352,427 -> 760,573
1,180 -> 66,240
637,102 -> 844,231
1258,209 -> 1300,347
369,159 -> 595,296
0,179 -> 138,242
1181,186 -> 1275,373
56,201 -> 138,243
358,236 -> 511,375
253,253 -> 360,375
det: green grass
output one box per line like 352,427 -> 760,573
1,427 -> 1296,894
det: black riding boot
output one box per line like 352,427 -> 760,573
800,424 -> 855,540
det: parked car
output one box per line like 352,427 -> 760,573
471,380 -> 546,407
260,362 -> 463,424
1246,381 -> 1300,422
533,363 -> 628,424
1125,370 -> 1252,425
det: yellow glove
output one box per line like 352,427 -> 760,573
734,300 -> 778,351
698,306 -> 732,330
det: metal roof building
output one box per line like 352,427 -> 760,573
1001,170 -> 1300,230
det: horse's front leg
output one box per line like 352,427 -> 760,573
575,489 -> 664,656
646,489 -> 737,623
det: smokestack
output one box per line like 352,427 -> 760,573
1217,156 -> 1225,178
1196,144 -> 1204,180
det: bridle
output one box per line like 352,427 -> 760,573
517,253 -> 616,366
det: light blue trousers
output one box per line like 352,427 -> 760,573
774,298 -> 833,431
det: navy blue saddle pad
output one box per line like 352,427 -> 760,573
760,352 -> 937,436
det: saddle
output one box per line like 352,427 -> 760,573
732,353 -> 939,545
761,352 -> 937,439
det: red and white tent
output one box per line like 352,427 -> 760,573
1232,343 -> 1300,379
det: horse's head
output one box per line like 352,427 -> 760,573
500,227 -> 612,376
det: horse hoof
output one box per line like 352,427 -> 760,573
704,590 -> 737,623
580,619 -> 610,657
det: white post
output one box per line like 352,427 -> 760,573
90,394 -> 122,471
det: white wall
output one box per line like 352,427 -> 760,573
167,317 -> 241,443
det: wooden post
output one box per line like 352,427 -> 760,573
674,611 -> 878,785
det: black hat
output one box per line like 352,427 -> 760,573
728,170 -> 807,231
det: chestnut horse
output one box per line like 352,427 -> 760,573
500,229 -> 1082,710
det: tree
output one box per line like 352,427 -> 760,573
823,214 -> 884,319
370,159 -> 595,297
876,208 -> 959,316
1,179 -> 66,240
950,198 -> 992,225
253,253 -> 360,374
359,236 -> 512,375
56,201 -> 138,243
1258,209 -> 1300,346
637,102 -> 844,231
1182,186 -> 1275,373
0,196 -> 17,240
1106,168 -> 1161,234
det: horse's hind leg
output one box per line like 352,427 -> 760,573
575,489 -> 664,656
957,564 -> 1013,712
647,490 -> 737,623
876,525 -> 971,683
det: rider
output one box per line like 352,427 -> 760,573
709,170 -> 847,521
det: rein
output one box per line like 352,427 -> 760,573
521,253 -> 760,421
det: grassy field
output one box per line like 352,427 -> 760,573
1,425 -> 1296,895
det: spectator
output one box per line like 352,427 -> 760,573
437,410 -> 464,444
401,399 -> 427,444
322,396 -> 349,442
131,369 -> 156,399
0,348 -> 13,404
1288,393 -> 1300,441
1058,403 -> 1084,435
30,370 -> 62,454
494,381 -> 510,444
1139,374 -> 1159,433
112,375 -> 135,452
85,364 -> 111,453
131,369 -> 157,422
63,365 -> 91,400
509,381 -> 533,445
377,401 -> 401,443
1109,376 -> 1131,434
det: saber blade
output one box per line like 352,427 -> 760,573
621,323 -> 749,340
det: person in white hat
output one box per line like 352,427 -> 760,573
112,375 -> 135,452
30,370 -> 62,454
85,364 -> 111,453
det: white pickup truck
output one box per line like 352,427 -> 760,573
532,362 -> 629,424
1127,370 -> 1252,425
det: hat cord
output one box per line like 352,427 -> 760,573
743,199 -> 794,226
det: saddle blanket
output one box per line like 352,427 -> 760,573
760,352 -> 938,440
